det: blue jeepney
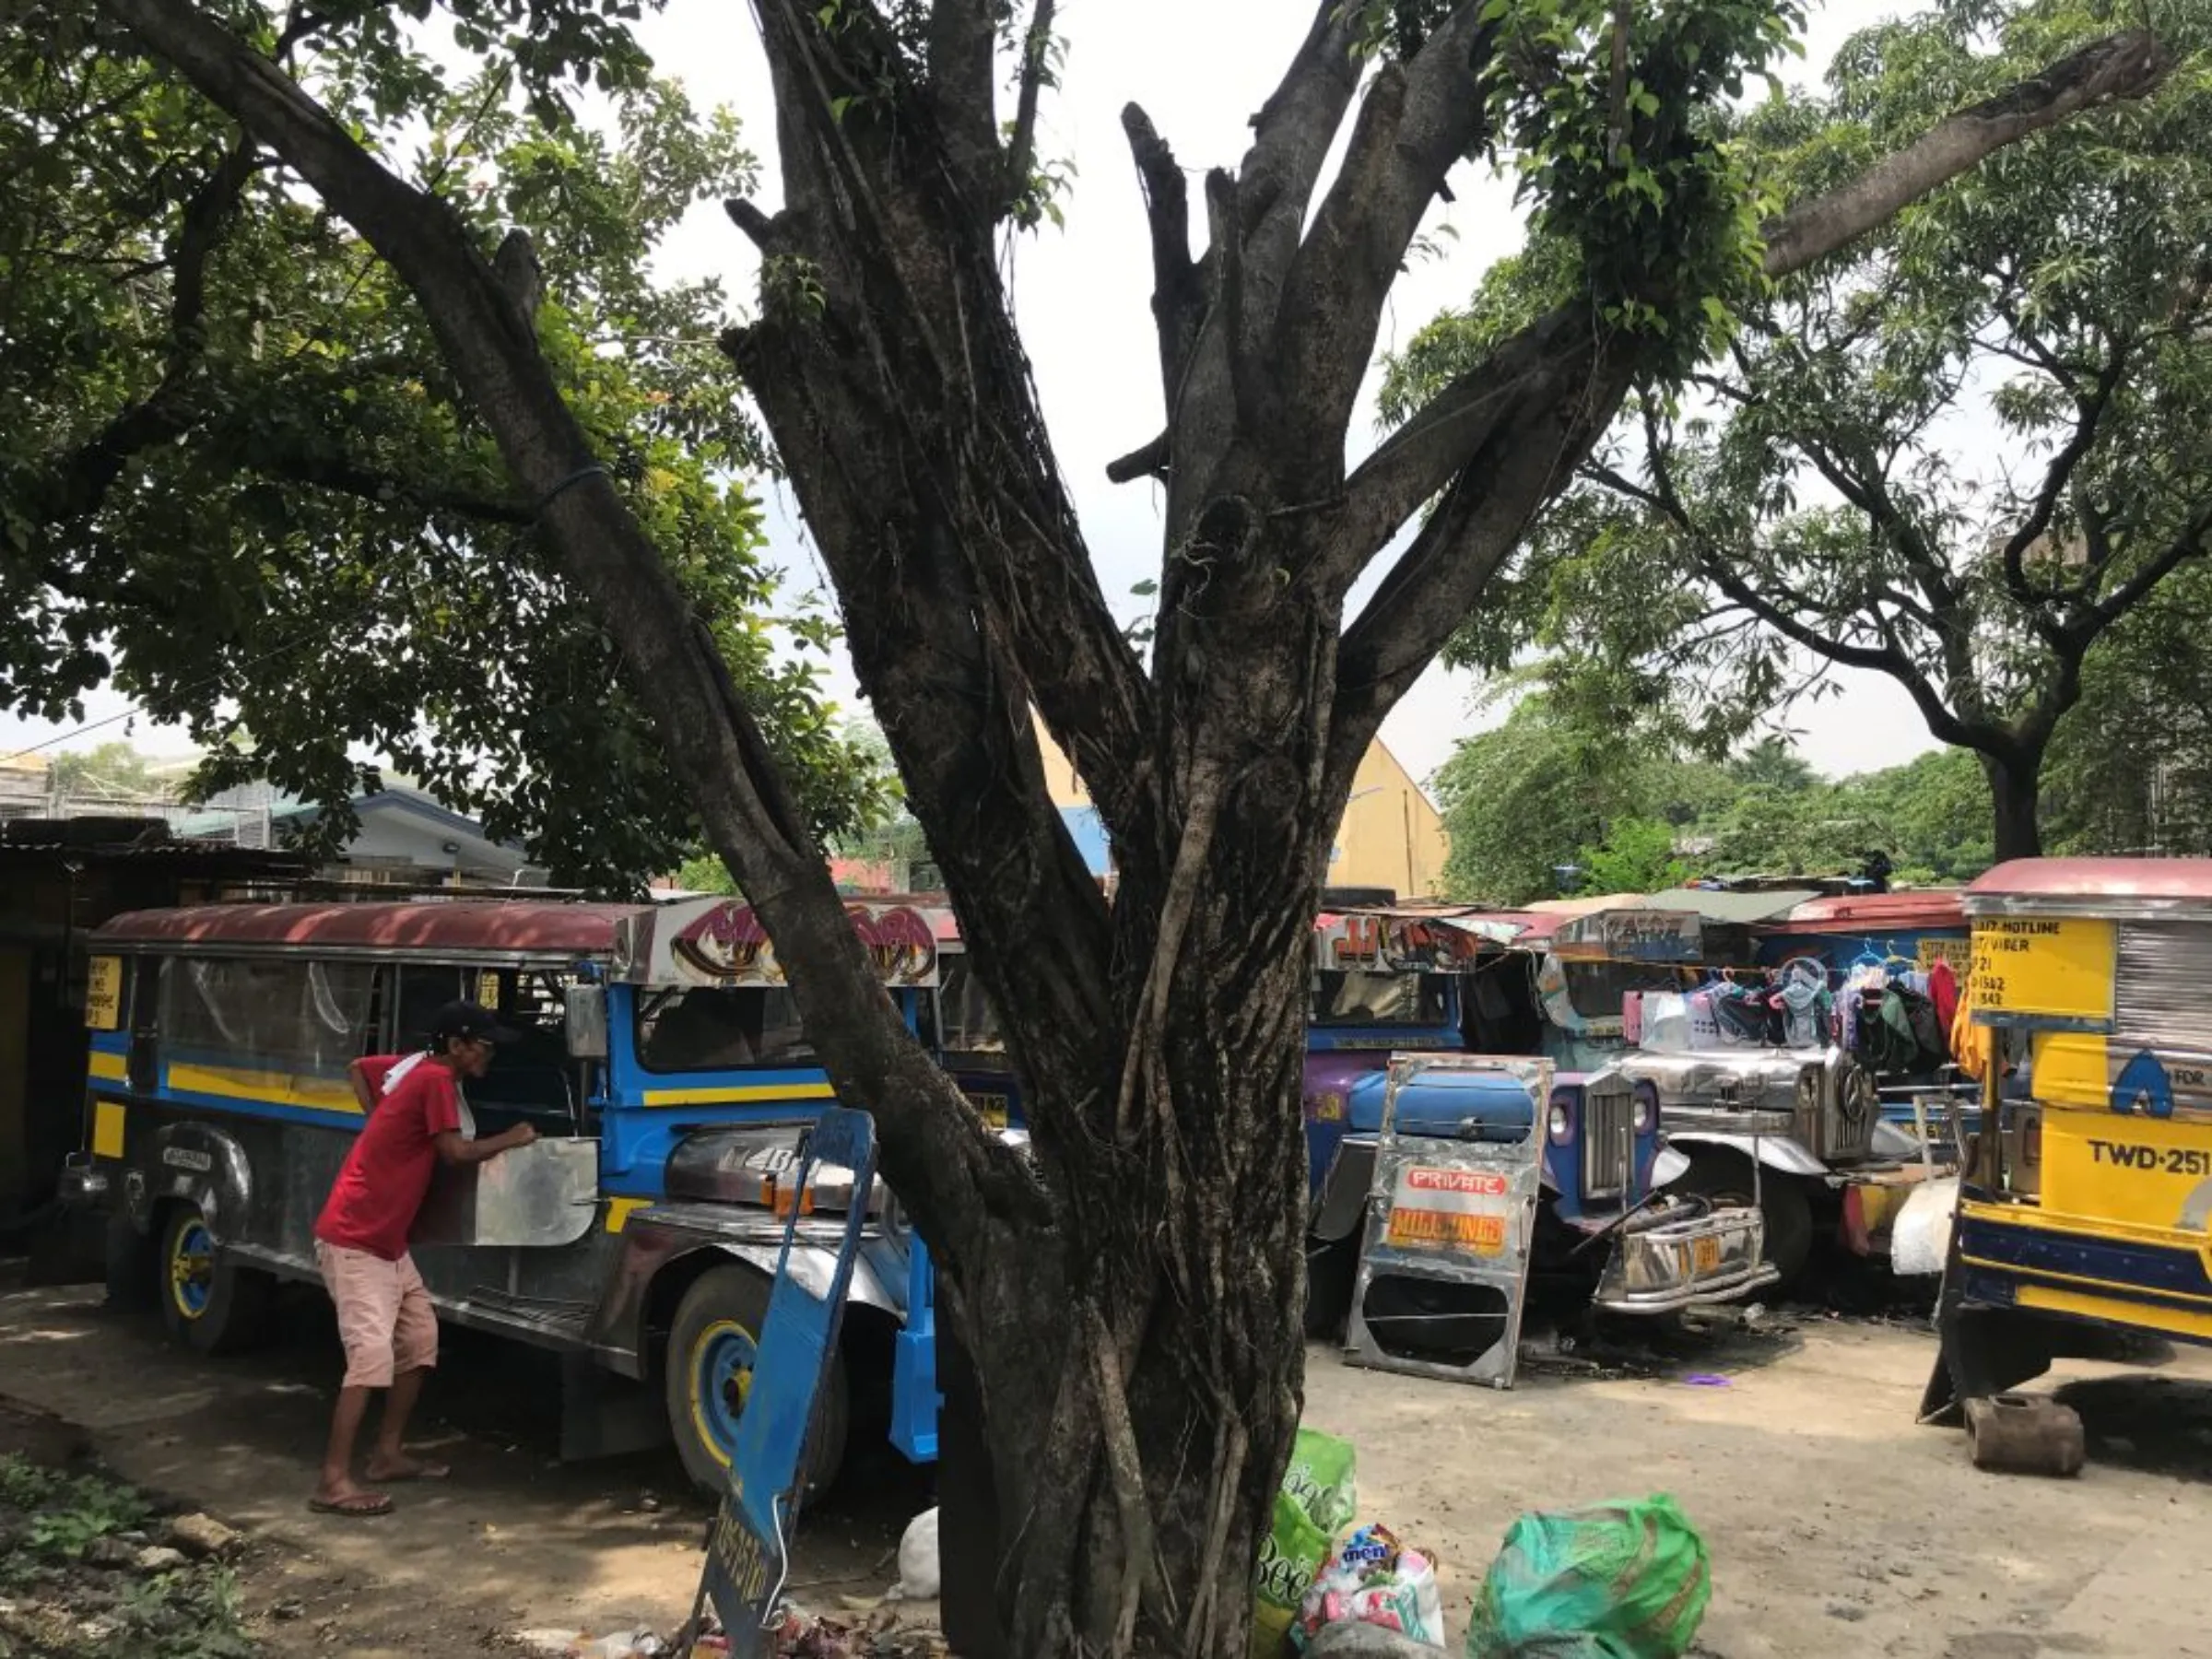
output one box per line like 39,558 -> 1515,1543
1296,909 -> 1774,1336
61,896 -> 949,1495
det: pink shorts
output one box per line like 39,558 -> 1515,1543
315,1241 -> 438,1389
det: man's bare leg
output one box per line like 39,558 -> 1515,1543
312,1385 -> 391,1512
364,1368 -> 448,1481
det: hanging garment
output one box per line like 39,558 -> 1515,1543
1773,959 -> 1832,1049
1927,958 -> 1959,1036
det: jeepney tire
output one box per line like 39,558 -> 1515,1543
156,1205 -> 274,1356
1304,1231 -> 1360,1341
1671,1151 -> 1813,1290
665,1264 -> 850,1501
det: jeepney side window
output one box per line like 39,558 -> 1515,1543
634,986 -> 814,1072
1311,971 -> 1445,1027
158,957 -> 376,1072
936,957 -> 1006,1054
393,965 -> 466,1051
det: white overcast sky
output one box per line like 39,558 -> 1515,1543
2,0 -> 1947,787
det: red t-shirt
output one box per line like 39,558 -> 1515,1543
315,1059 -> 463,1261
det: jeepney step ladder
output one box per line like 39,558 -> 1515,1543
1344,1054 -> 1549,1391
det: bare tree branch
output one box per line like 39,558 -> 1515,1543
1277,4 -> 1497,498
1762,29 -> 2171,279
1120,102 -> 1201,429
1001,0 -> 1055,218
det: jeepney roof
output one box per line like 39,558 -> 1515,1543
96,900 -> 643,959
1772,890 -> 1966,932
93,896 -> 955,987
1965,857 -> 2212,919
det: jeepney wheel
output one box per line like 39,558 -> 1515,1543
1670,1151 -> 1812,1291
157,1206 -> 273,1355
1304,1231 -> 1360,1341
665,1264 -> 850,1500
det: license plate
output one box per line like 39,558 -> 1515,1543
1692,1235 -> 1722,1273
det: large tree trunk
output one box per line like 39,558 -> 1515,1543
1983,750 -> 2046,862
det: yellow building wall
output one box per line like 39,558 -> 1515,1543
1031,715 -> 1449,899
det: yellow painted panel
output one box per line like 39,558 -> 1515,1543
1969,916 -> 2115,1024
91,1100 -> 126,1160
84,958 -> 123,1031
166,1062 -> 362,1115
87,1051 -> 128,1083
606,1197 -> 650,1234
2041,1110 -> 2212,1238
2032,1030 -> 2111,1112
639,1082 -> 836,1108
2017,1283 -> 2212,1345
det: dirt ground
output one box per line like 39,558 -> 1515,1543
5,1265 -> 2211,1658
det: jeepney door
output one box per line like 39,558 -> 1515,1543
411,1138 -> 601,1248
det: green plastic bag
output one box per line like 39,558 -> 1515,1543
1252,1429 -> 1358,1659
1465,1495 -> 1711,1659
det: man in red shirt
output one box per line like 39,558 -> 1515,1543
311,1002 -> 535,1516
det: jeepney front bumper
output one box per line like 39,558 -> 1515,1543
1593,1205 -> 1778,1316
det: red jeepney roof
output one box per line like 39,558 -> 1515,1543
1775,890 -> 1966,932
1968,858 -> 2212,901
95,900 -> 648,957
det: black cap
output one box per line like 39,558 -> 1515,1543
429,1001 -> 517,1047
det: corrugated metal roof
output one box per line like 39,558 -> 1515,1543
1645,888 -> 1819,925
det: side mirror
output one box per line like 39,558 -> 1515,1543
563,984 -> 609,1061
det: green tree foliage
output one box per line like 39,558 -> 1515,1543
1575,817 -> 1691,895
1437,695 -> 1997,900
1385,0 -> 2212,860
46,740 -> 166,798
1433,691 -> 1727,902
1,5 -> 883,887
2043,559 -> 2212,853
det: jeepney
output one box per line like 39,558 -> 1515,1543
1922,859 -> 2212,1430
1557,906 -> 1912,1288
1300,909 -> 1774,1339
60,896 -> 950,1495
1757,889 -> 1981,1151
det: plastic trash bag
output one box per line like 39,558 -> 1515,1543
1292,1524 -> 1445,1651
1465,1496 -> 1711,1659
1253,1429 -> 1359,1659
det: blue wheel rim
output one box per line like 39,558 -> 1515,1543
171,1219 -> 214,1320
688,1319 -> 758,1465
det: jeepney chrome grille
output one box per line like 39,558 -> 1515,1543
1583,1088 -> 1632,1202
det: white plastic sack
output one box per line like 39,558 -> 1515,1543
888,1506 -> 940,1601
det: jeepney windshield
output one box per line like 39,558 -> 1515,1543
1561,960 -> 1690,1021
936,956 -> 1006,1053
634,985 -> 815,1073
1312,971 -> 1447,1028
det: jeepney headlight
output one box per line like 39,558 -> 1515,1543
1547,1097 -> 1574,1146
1631,1089 -> 1654,1135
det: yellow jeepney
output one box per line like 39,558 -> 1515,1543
1923,858 -> 2212,1434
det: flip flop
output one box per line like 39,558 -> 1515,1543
308,1493 -> 394,1518
367,1461 -> 449,1484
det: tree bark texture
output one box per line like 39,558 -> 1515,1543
91,0 -> 2172,1650
1984,753 -> 2047,863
